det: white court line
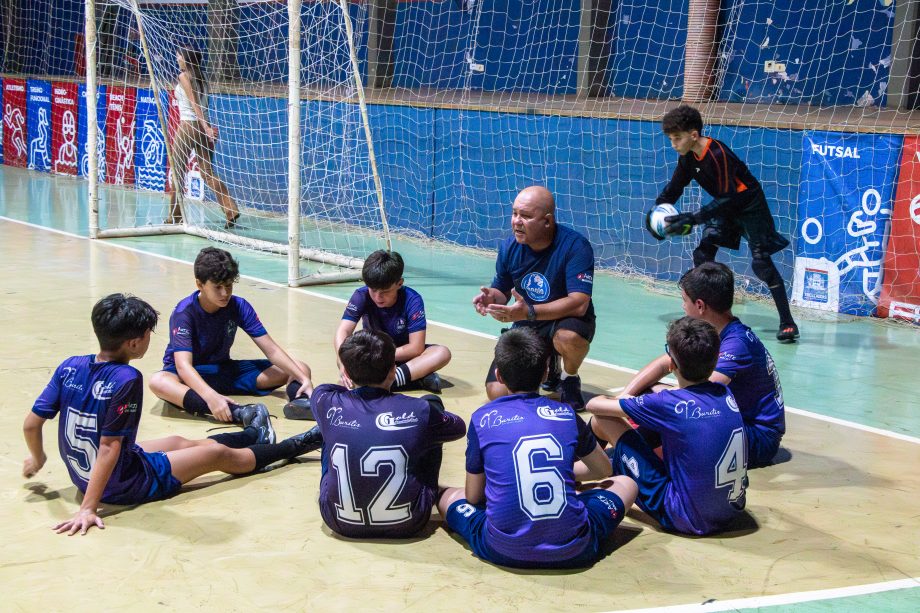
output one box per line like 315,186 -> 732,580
4,214 -> 918,447
608,576 -> 920,612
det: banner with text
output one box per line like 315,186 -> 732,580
52,82 -> 79,175
26,80 -> 52,172
105,86 -> 136,186
878,135 -> 920,323
0,78 -> 4,164
78,84 -> 107,181
135,88 -> 167,192
792,131 -> 902,316
3,79 -> 28,168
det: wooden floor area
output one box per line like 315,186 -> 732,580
1,219 -> 919,610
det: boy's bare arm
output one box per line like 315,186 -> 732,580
253,333 -> 312,391
464,472 -> 486,506
395,329 -> 426,363
54,436 -> 123,536
22,412 -> 48,478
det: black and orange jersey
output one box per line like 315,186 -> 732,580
656,138 -> 762,207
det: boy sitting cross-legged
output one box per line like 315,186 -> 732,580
438,327 -> 637,569
23,294 -> 322,536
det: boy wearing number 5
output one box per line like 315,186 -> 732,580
438,327 -> 637,569
311,330 -> 465,539
585,316 -> 748,536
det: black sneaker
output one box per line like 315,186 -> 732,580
283,396 -> 314,421
231,403 -> 275,444
286,426 -> 323,458
776,323 -> 800,343
420,372 -> 442,394
559,375 -> 585,412
542,356 -> 561,393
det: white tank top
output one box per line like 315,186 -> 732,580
175,77 -> 208,122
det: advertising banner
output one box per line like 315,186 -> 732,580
3,78 -> 28,167
78,84 -> 107,180
792,131 -> 902,316
105,86 -> 136,185
134,88 -> 167,191
0,77 -> 3,164
51,82 -> 79,175
26,80 -> 52,172
877,135 -> 920,323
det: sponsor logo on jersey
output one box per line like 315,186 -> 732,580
479,410 -> 525,429
596,494 -> 621,520
92,380 -> 117,400
326,406 -> 361,429
726,394 -> 740,412
536,405 -> 573,421
346,302 -> 357,312
376,411 -> 419,430
172,326 -> 191,339
719,351 -> 737,361
520,272 -> 551,302
621,454 -> 640,478
61,367 -> 83,391
576,272 -> 594,285
410,310 -> 424,322
810,143 -> 860,159
116,402 -> 138,415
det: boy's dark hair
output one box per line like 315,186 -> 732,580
362,250 -> 404,289
679,262 -> 734,313
194,247 -> 239,285
662,105 -> 704,135
666,316 -> 720,382
92,294 -> 159,351
339,330 -> 396,386
494,327 -> 549,393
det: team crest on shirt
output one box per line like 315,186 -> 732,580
394,319 -> 406,334
726,395 -> 740,412
376,411 -> 419,430
226,321 -> 237,337
92,380 -> 117,400
520,272 -> 550,302
537,405 -> 573,421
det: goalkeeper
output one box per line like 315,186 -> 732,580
655,105 -> 799,343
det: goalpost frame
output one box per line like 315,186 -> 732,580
84,0 -> 390,286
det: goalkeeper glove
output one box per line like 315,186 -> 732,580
663,212 -> 697,236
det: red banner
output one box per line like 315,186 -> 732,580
51,82 -> 79,175
105,86 -> 136,185
878,135 -> 920,323
3,79 -> 27,167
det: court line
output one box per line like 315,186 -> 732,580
608,576 -> 920,612
3,214 -> 919,449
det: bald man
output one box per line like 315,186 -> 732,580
473,186 -> 596,410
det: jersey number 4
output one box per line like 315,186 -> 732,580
330,444 -> 411,525
716,427 -> 747,507
65,406 -> 99,482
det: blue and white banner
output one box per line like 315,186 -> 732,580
78,84 -> 106,181
26,80 -> 51,172
793,131 -> 902,316
134,88 -> 167,192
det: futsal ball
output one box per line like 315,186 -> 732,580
646,203 -> 681,240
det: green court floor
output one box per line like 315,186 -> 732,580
1,166 -> 918,612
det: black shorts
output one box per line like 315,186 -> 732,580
702,191 -> 789,257
485,315 -> 596,384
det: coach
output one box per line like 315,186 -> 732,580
473,186 -> 596,410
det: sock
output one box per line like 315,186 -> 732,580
249,438 -> 300,472
182,389 -> 210,416
560,370 -> 578,380
209,427 -> 260,449
286,380 -> 304,401
392,363 -> 412,389
769,283 -> 796,326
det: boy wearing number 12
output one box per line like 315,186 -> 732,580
438,327 -> 637,569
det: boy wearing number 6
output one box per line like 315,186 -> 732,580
585,316 -> 748,536
438,327 -> 637,569
656,104 -> 799,342
311,330 -> 465,539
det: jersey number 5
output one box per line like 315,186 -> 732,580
65,406 -> 99,482
330,444 -> 411,525
513,434 -> 566,520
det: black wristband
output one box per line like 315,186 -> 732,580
527,302 -> 537,321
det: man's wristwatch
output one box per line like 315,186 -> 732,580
526,302 -> 537,321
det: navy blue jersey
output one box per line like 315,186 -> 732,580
32,355 -> 154,504
162,292 -> 267,368
465,393 -> 598,563
619,382 -> 747,535
312,384 -> 465,538
342,286 -> 427,348
657,138 -> 762,207
716,318 -> 785,437
492,224 -> 595,318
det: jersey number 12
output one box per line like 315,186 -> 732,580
330,444 -> 411,525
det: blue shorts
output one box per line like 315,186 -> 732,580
164,359 -> 276,396
745,423 -> 782,468
445,490 -> 626,569
142,450 -> 183,502
608,428 -> 677,532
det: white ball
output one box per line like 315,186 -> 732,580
648,203 -> 680,240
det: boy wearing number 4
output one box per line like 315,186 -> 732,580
656,104 -> 799,342
438,327 -> 637,569
312,330 -> 466,539
585,316 -> 748,536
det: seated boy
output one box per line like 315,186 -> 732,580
586,317 -> 748,536
330,250 -> 450,401
149,247 -> 314,432
311,330 -> 466,539
618,262 -> 784,468
22,294 -> 323,536
437,327 -> 637,569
